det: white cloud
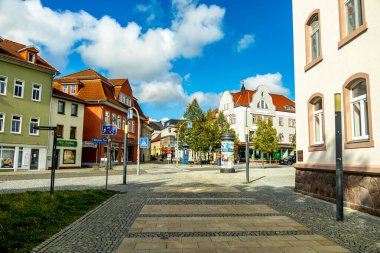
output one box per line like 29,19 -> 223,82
160,117 -> 170,123
243,73 -> 290,95
237,34 -> 255,52
184,73 -> 191,81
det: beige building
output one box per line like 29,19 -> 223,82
48,88 -> 85,169
293,0 -> 380,216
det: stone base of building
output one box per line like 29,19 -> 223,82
295,168 -> 380,216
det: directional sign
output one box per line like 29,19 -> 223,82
92,138 -> 109,144
174,141 -> 178,148
139,137 -> 149,148
102,125 -> 117,135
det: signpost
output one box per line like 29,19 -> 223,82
92,138 -> 109,144
139,137 -> 149,149
102,125 -> 117,135
102,125 -> 116,189
34,126 -> 57,194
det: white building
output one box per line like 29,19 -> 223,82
218,85 -> 296,161
293,0 -> 380,215
48,88 -> 85,169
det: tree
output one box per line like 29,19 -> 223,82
252,118 -> 279,166
291,133 -> 296,150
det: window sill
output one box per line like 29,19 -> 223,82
308,144 -> 326,152
344,139 -> 374,149
338,23 -> 368,49
10,132 -> 22,135
304,55 -> 323,72
71,115 -> 78,117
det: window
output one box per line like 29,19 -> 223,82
70,127 -> 76,139
288,118 -> 296,128
0,76 -> 7,95
63,150 -> 76,164
313,99 -> 323,144
289,134 -> 294,143
279,117 -> 283,126
32,84 -> 41,101
284,105 -> 295,111
117,115 -> 121,129
28,52 -> 35,63
229,114 -> 236,124
105,111 -> 110,124
122,118 -> 126,131
0,113 -> 4,132
29,118 -> 39,135
58,101 -> 65,114
257,100 -> 268,109
308,94 -> 326,151
13,80 -> 24,98
70,85 -> 76,94
112,114 -> 116,125
338,0 -> 367,48
252,115 -> 257,125
62,85 -> 68,94
57,125 -> 63,138
11,115 -> 22,134
343,74 -> 373,148
305,10 -> 322,71
279,133 -> 284,143
71,104 -> 78,116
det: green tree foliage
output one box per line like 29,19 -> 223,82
252,118 -> 279,164
291,133 -> 296,150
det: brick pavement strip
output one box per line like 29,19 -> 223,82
28,168 -> 380,253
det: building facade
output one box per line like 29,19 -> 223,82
293,0 -> 380,215
53,69 -> 150,166
218,85 -> 296,161
48,89 -> 85,169
0,38 -> 58,171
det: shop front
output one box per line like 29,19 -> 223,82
0,145 -> 47,171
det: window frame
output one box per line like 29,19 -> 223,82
105,111 -> 110,124
338,0 -> 367,49
0,75 -> 7,96
117,115 -> 121,129
10,115 -> 22,134
62,85 -> 68,94
71,103 -> 78,116
70,126 -> 76,140
304,10 -> 323,72
70,85 -> 76,94
29,117 -> 40,136
308,94 -> 326,152
343,73 -> 373,149
32,83 -> 42,101
57,125 -> 64,138
0,113 -> 4,133
58,101 -> 65,114
28,52 -> 35,63
13,79 -> 24,98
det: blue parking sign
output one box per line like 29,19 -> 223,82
102,125 -> 117,135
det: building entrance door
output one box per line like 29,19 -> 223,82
30,149 -> 39,170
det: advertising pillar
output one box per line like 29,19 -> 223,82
221,133 -> 235,173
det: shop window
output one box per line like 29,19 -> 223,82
0,146 -> 15,169
63,149 -> 76,164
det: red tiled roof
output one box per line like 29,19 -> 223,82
0,38 -> 58,73
151,134 -> 161,143
58,68 -> 108,81
52,88 -> 86,104
109,78 -> 133,97
230,89 -> 295,113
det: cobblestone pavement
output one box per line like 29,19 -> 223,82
1,165 -> 377,253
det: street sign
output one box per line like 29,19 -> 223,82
102,125 -> 117,135
168,144 -> 171,148
92,138 -> 109,144
139,137 -> 149,148
174,141 -> 178,148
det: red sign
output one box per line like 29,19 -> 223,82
168,150 -> 171,154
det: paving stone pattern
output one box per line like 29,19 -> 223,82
30,167 -> 380,253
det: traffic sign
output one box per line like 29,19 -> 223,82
92,138 -> 109,144
139,137 -> 149,148
174,141 -> 178,148
102,125 -> 117,135
168,144 -> 171,148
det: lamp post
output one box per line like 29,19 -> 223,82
335,93 -> 344,220
34,126 -> 57,194
123,121 -> 128,184
176,120 -> 192,170
127,107 -> 141,175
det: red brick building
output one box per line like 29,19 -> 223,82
54,69 -> 150,166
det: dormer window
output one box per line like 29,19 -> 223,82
28,52 -> 35,63
284,105 -> 295,111
62,85 -> 68,94
257,100 -> 268,109
70,85 -> 76,94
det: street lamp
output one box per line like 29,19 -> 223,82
335,93 -> 343,220
176,120 -> 192,170
125,107 -> 141,176
123,121 -> 128,184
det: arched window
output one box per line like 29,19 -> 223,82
305,10 -> 322,71
343,73 -> 373,148
338,0 -> 367,48
308,94 -> 326,151
257,100 -> 268,110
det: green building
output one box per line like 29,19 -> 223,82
0,37 -> 58,171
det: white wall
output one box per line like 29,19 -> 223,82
293,0 -> 380,165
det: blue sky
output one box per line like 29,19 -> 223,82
0,0 -> 294,121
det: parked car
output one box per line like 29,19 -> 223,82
279,155 -> 296,165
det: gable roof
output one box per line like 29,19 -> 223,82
0,38 -> 58,73
52,88 -> 86,104
151,134 -> 161,143
230,89 -> 295,113
109,78 -> 133,98
150,121 -> 164,131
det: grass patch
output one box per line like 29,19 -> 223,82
0,189 -> 117,253
241,181 -> 254,185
